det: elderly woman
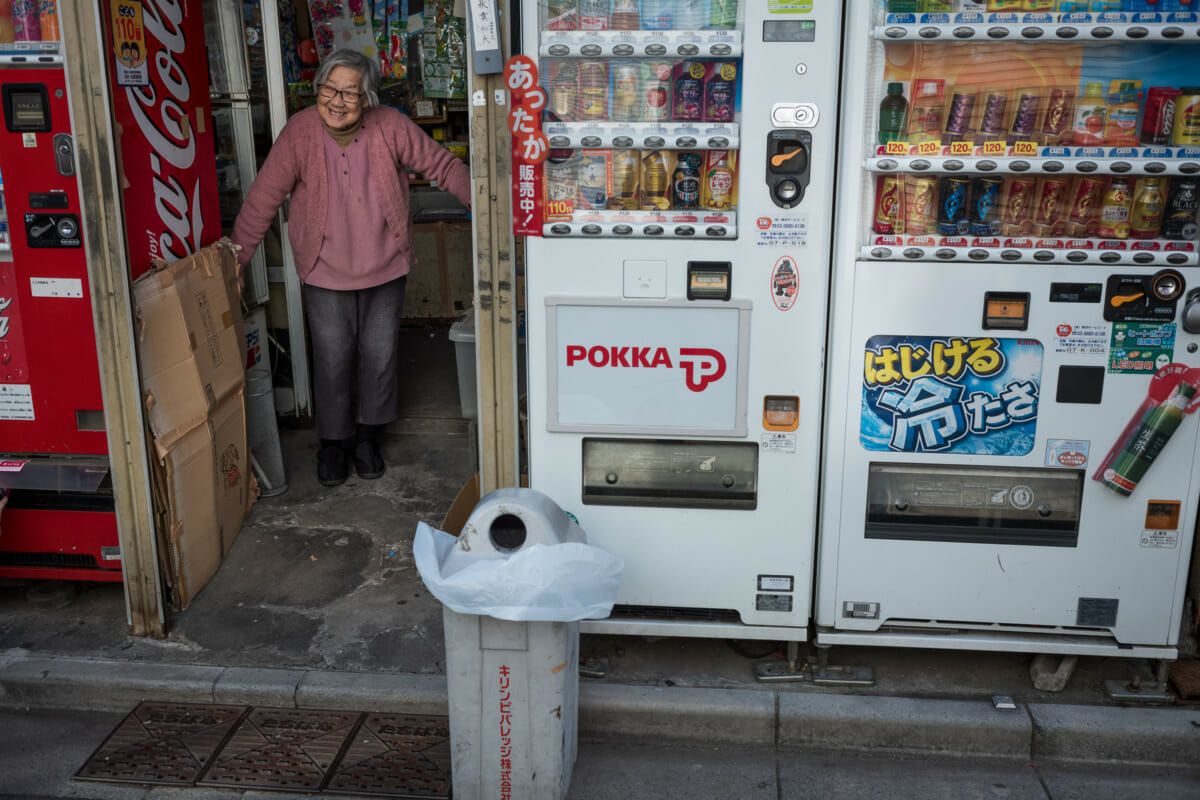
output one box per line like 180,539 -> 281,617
233,49 -> 472,486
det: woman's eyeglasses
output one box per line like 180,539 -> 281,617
318,84 -> 364,105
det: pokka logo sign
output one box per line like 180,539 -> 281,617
861,335 -> 1043,455
564,345 -> 726,392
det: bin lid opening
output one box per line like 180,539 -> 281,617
490,513 -> 527,552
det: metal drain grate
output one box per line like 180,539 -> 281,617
1169,659 -> 1200,700
75,701 -> 248,785
325,713 -> 451,798
196,707 -> 363,791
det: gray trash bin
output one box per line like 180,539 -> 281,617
443,489 -> 582,800
413,487 -> 626,800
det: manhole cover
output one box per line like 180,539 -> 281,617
325,713 -> 451,798
1169,660 -> 1200,700
197,707 -> 363,791
75,701 -> 248,785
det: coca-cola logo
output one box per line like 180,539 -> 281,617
0,296 -> 11,339
565,345 -> 727,392
126,0 -> 204,263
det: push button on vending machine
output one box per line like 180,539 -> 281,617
1145,162 -> 1166,174
1066,251 -> 1088,263
1090,27 -> 1113,39
918,27 -> 938,39
1110,162 -> 1132,173
986,26 -> 1009,38
1010,160 -> 1031,171
1127,27 -> 1149,39
1021,27 -> 1044,39
1163,27 -> 1184,39
952,27 -> 974,39
1055,27 -> 1078,38
1043,160 -> 1065,172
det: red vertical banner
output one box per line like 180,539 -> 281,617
103,1 -> 221,280
505,55 -> 546,237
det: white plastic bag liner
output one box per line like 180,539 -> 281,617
414,521 -> 624,621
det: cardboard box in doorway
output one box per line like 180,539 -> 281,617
133,239 -> 255,609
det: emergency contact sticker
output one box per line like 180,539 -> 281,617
755,215 -> 809,249
1053,323 -> 1107,357
30,277 -> 83,299
1045,438 -> 1090,469
761,432 -> 797,453
0,384 -> 34,421
1109,322 -> 1175,375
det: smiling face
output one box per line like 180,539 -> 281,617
317,65 -> 366,130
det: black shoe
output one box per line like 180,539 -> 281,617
354,439 -> 385,479
317,440 -> 350,486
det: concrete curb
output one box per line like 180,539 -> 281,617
2,653 -> 1198,766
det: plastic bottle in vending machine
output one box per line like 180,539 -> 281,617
641,61 -> 672,122
11,1 -> 39,41
1129,177 -> 1166,239
1162,178 -> 1199,240
878,83 -> 908,145
610,149 -> 640,210
703,62 -> 737,123
579,0 -> 611,31
546,0 -> 579,31
673,61 -> 704,122
579,61 -> 609,120
672,152 -> 702,210
674,0 -> 708,30
610,0 -> 639,30
1098,177 -> 1133,239
1071,81 -> 1108,147
641,151 -> 670,211
709,0 -> 739,28
640,0 -> 673,30
703,152 -> 734,211
37,0 -> 55,41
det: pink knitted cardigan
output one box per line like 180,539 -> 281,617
231,104 -> 472,279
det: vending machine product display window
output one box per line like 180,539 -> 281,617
818,1 -> 1200,661
522,1 -> 843,639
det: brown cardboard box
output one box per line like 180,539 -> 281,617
134,241 -> 245,449
153,390 -> 253,609
440,474 -> 528,536
134,241 -> 254,609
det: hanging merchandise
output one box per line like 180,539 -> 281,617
277,0 -> 303,84
371,0 -> 408,81
421,0 -> 465,99
308,0 -> 377,61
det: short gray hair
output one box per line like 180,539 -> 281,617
314,49 -> 381,108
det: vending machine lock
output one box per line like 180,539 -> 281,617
1103,270 -> 1185,323
765,130 -> 811,209
982,292 -> 1030,330
687,261 -> 731,301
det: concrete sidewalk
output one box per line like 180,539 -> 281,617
1,653 -> 1198,767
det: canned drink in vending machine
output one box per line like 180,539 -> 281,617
1009,91 -> 1041,139
1040,87 -> 1074,142
579,0 -> 611,30
1067,176 -> 1106,237
641,61 -> 673,122
578,150 -> 611,210
641,150 -> 671,210
609,149 -> 641,210
1001,176 -> 1037,236
1162,178 -> 1199,240
1142,87 -> 1181,147
943,89 -> 977,138
1033,177 -> 1070,237
1129,177 -> 1166,240
936,176 -> 970,235
1098,177 -> 1133,240
969,176 -> 1002,236
978,90 -> 1009,138
905,175 -> 938,235
1171,88 -> 1200,147
672,151 -> 702,210
874,174 -> 904,235
544,152 -> 580,220
611,61 -> 642,121
579,61 -> 609,119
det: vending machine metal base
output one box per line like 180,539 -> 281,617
817,3 -> 1200,660
522,1 -> 844,639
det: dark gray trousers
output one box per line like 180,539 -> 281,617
303,276 -> 407,440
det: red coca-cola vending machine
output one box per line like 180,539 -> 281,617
0,2 -> 218,581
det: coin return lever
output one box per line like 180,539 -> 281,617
765,130 -> 811,209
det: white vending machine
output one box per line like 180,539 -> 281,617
819,1 -> 1200,661
521,1 -> 843,639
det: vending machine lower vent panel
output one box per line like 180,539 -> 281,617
610,605 -> 741,624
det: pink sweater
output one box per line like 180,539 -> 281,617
231,105 -> 472,281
